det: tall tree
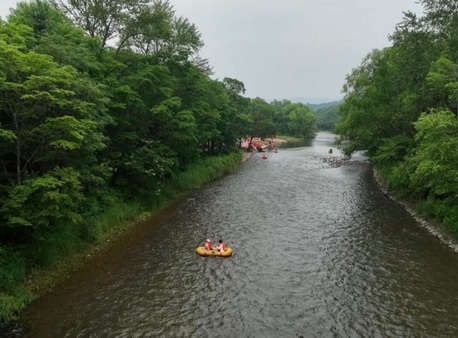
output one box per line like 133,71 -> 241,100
247,98 -> 275,140
51,0 -> 147,47
282,102 -> 316,139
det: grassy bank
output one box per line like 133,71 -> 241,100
276,134 -> 312,148
275,134 -> 303,143
0,151 -> 243,322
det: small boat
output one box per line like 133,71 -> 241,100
196,247 -> 233,257
262,153 -> 267,159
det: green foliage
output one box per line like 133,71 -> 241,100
0,242 -> 48,320
371,135 -> 414,167
1,167 -> 84,231
416,199 -> 458,234
405,110 -> 458,199
167,151 -> 242,196
0,287 -> 32,322
0,21 -> 35,49
307,100 -> 342,112
336,1 -> 458,239
271,100 -> 317,139
248,97 -> 275,138
9,0 -> 69,39
285,103 -> 316,139
0,0 -> 262,322
52,0 -> 147,48
337,23 -> 441,154
426,55 -> 458,112
0,247 -> 27,294
314,104 -> 340,131
82,199 -> 144,242
223,77 -> 246,95
111,139 -> 177,200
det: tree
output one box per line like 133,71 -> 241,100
223,77 -> 246,95
426,55 -> 458,115
406,109 -> 458,199
283,103 -> 316,139
9,0 -> 69,39
247,98 -> 275,141
315,104 -> 340,131
271,99 -> 291,135
51,0 -> 147,47
0,19 -> 111,232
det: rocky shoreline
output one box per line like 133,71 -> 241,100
372,168 -> 458,253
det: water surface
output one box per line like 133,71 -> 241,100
12,132 -> 458,337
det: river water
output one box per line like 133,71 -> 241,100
9,132 -> 458,337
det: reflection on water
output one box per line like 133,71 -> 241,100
277,138 -> 313,149
9,132 -> 458,337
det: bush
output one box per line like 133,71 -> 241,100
0,247 -> 26,294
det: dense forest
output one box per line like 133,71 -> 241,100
0,0 -> 317,320
312,103 -> 341,131
336,1 -> 458,234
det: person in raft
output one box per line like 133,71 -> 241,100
216,239 -> 227,253
204,239 -> 213,251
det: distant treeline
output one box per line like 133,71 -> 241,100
312,103 -> 341,131
0,0 -> 318,320
336,0 -> 458,235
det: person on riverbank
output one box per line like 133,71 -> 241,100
216,239 -> 226,253
204,239 -> 213,251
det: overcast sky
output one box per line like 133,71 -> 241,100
0,0 -> 424,103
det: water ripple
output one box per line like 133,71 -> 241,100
14,132 -> 458,338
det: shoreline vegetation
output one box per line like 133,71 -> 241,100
1,136 -> 298,323
0,151 -> 244,323
6,132 -> 458,325
334,2 -> 458,255
0,0 -> 320,325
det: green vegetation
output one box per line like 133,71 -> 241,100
314,104 -> 341,131
270,99 -> 317,139
275,134 -> 309,148
336,0 -> 458,234
0,150 -> 242,321
275,135 -> 303,143
307,100 -> 342,112
0,0 -> 274,322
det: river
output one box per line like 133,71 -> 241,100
8,132 -> 458,337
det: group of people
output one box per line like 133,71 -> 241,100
204,239 -> 226,252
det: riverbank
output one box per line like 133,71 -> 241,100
373,168 -> 458,253
0,151 -> 244,323
14,131 -> 458,337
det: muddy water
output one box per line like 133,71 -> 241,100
11,132 -> 458,337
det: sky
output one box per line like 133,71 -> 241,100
0,0 -> 425,104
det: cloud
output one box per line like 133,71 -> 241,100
0,0 -> 424,103
170,0 -> 423,102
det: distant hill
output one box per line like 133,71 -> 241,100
290,97 -> 336,104
289,98 -> 343,111
306,100 -> 343,112
313,101 -> 342,131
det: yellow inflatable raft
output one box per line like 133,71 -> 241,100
196,247 -> 233,257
